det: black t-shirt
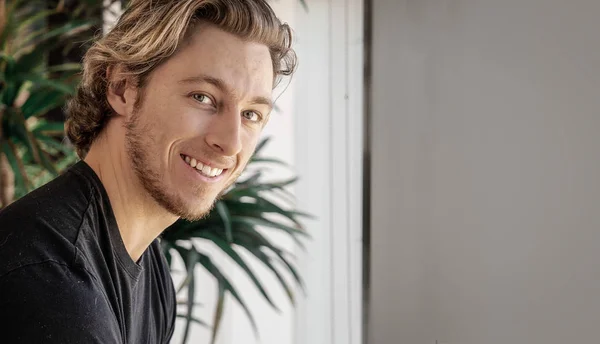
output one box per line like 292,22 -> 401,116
0,161 -> 176,344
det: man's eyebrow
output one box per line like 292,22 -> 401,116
249,96 -> 274,111
179,74 -> 273,110
178,74 -> 228,93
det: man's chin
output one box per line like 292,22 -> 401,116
147,188 -> 216,223
178,210 -> 210,222
174,201 -> 216,222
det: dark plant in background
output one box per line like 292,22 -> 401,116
0,0 -> 95,205
0,1 -> 310,343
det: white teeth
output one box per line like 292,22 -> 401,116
182,155 -> 224,177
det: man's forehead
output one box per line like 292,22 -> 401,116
162,25 -> 274,102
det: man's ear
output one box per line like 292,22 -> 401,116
106,65 -> 137,118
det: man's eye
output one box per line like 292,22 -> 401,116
242,110 -> 261,122
192,94 -> 213,105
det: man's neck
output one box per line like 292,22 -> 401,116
84,123 -> 178,262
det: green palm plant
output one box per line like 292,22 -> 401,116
0,0 -> 94,205
161,137 -> 310,344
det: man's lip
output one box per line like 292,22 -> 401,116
180,154 -> 230,170
180,156 -> 227,182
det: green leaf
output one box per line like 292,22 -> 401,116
54,152 -> 78,171
271,249 -> 306,295
172,247 -> 193,294
1,140 -> 26,192
1,57 -> 22,107
201,231 -> 280,312
176,314 -> 209,328
45,63 -> 82,74
37,19 -> 96,44
11,114 -> 58,176
250,157 -> 289,167
164,247 -> 172,269
299,0 -> 309,12
180,248 -> 200,344
231,216 -> 308,248
15,10 -> 57,42
215,201 -> 233,243
270,187 -> 298,206
0,54 -> 16,66
12,18 -> 92,73
36,143 -> 58,176
253,137 -> 271,156
34,133 -> 72,155
224,200 -> 282,218
31,120 -> 65,135
21,89 -> 68,119
160,239 -> 173,268
244,247 -> 296,305
182,271 -> 195,344
195,250 -> 259,337
236,171 -> 262,186
0,13 -> 16,49
227,196 -> 313,227
210,282 -> 226,344
18,74 -> 75,95
16,27 -> 48,53
11,117 -> 41,166
227,177 -> 299,198
233,227 -> 305,293
176,301 -> 204,307
13,42 -> 53,75
219,223 -> 283,254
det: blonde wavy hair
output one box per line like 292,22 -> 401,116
65,0 -> 297,158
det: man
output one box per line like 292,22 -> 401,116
0,0 -> 296,342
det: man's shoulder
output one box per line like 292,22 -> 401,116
0,164 -> 97,277
0,261 -> 122,343
0,162 -> 94,223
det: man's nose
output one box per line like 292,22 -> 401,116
204,109 -> 243,156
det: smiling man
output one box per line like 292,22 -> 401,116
0,0 -> 296,343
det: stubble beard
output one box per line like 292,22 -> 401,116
124,111 -> 222,222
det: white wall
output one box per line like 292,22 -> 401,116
370,1 -> 600,344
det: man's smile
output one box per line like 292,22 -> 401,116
180,154 -> 227,178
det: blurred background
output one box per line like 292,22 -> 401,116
3,0 -> 600,344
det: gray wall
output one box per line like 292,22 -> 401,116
369,1 -> 600,343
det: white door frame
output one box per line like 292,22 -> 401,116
292,0 -> 365,342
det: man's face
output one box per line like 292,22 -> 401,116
124,25 -> 274,220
